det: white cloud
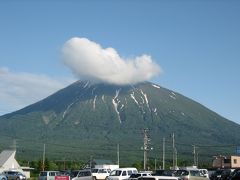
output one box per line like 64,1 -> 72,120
62,37 -> 162,85
0,67 -> 74,115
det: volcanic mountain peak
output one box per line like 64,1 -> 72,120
0,80 -> 239,163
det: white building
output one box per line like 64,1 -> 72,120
0,150 -> 32,178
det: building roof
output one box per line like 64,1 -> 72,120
0,150 -> 16,167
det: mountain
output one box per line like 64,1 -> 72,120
0,81 -> 240,165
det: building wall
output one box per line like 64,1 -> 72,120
231,156 -> 240,168
212,158 -> 224,168
212,155 -> 240,169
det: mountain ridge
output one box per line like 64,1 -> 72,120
0,81 -> 239,165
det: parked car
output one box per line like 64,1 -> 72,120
128,172 -> 152,180
107,168 -> 138,180
227,169 -> 240,180
210,169 -> 224,180
199,169 -> 209,179
39,171 -> 60,180
138,175 -> 180,180
92,168 -> 111,180
219,169 -> 235,180
71,170 -> 92,180
3,171 -> 26,180
70,170 -> 80,179
153,170 -> 176,177
173,169 -> 209,180
0,173 -> 7,180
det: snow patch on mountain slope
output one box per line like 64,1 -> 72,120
112,89 -> 121,123
102,95 -> 105,102
140,89 -> 151,112
169,92 -> 177,100
93,95 -> 97,110
83,81 -> 90,88
62,102 -> 74,119
152,84 -> 160,89
153,107 -> 157,114
74,120 -> 80,125
91,87 -> 96,95
130,92 -> 139,105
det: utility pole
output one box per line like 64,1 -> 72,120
162,137 -> 165,170
117,144 -> 120,166
12,139 -> 17,150
154,158 -> 157,171
172,133 -> 175,169
193,145 -> 196,166
42,144 -> 45,171
142,129 -> 151,170
175,148 -> 178,168
90,155 -> 93,168
63,157 -> 66,170
197,152 -> 199,167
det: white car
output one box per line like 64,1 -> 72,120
92,168 -> 111,180
128,172 -> 152,180
198,169 -> 209,179
174,170 -> 208,180
107,168 -> 138,180
39,171 -> 60,180
138,176 -> 180,180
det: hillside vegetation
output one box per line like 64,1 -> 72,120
0,81 -> 239,165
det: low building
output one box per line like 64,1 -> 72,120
93,159 -> 119,171
212,155 -> 240,168
0,150 -> 33,178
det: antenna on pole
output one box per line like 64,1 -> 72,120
141,128 -> 152,170
192,145 -> 198,167
10,139 -> 17,150
172,133 -> 175,169
117,144 -> 120,166
42,144 -> 45,171
162,137 -> 165,170
175,148 -> 178,168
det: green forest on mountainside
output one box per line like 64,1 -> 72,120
0,81 -> 239,165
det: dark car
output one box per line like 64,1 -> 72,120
210,169 -> 224,180
153,170 -> 176,177
219,169 -> 235,180
227,169 -> 240,180
128,174 -> 141,180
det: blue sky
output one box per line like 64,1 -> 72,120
0,0 -> 240,123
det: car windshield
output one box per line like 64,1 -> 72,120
189,170 -> 201,176
215,170 -> 224,175
130,174 -> 140,178
174,170 -> 189,176
155,170 -> 174,176
110,170 -> 122,176
40,172 -> 47,176
92,169 -> 99,173
71,171 -> 79,177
